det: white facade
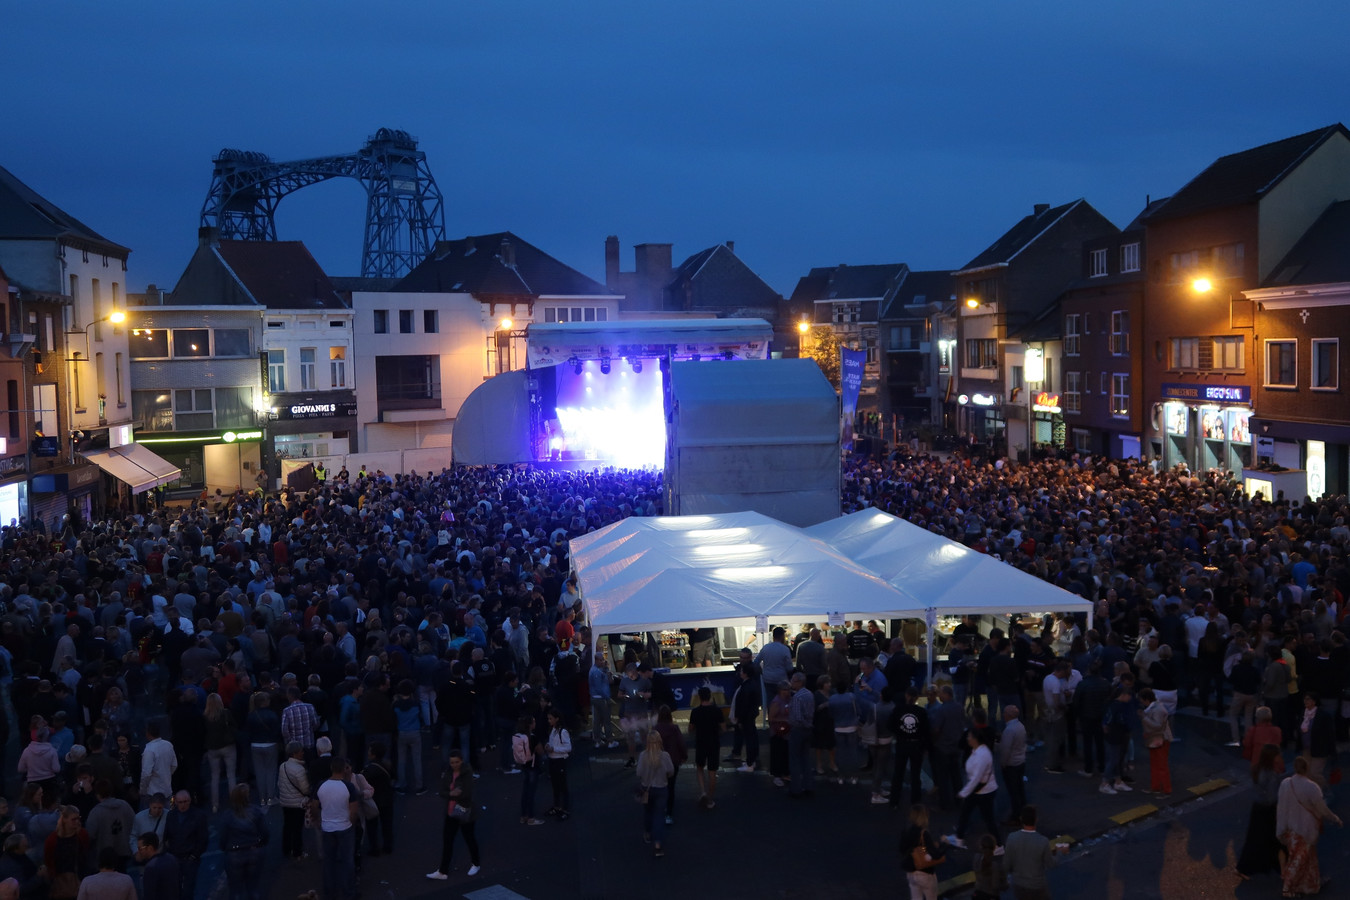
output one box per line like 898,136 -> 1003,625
259,309 -> 356,398
352,291 -> 516,453
4,238 -> 133,437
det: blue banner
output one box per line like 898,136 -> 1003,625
840,347 -> 866,451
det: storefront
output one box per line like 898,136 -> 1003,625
267,395 -> 357,472
1029,391 -> 1065,452
0,455 -> 29,528
1159,382 -> 1252,473
135,427 -> 265,496
957,390 -> 1005,449
30,463 -> 101,532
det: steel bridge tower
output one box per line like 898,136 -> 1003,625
200,128 -> 446,279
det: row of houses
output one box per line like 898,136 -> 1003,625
806,124 -> 1350,501
2,122 -> 1350,525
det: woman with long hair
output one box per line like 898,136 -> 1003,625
653,705 -> 686,826
1235,743 -> 1283,881
636,730 -> 674,858
221,784 -> 269,900
1276,755 -> 1342,896
945,729 -> 1000,852
204,693 -> 238,812
425,749 -> 481,880
900,804 -> 944,900
1139,688 -> 1172,795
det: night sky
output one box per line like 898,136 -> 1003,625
6,1 -> 1349,295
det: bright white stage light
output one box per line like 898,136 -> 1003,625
553,357 -> 664,467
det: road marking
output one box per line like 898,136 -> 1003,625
936,871 -> 974,896
1109,803 -> 1158,825
1050,833 -> 1076,846
1187,778 -> 1230,796
465,887 -> 532,900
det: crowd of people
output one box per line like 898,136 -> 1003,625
0,448 -> 1345,899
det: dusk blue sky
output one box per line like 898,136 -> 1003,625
6,2 -> 1350,296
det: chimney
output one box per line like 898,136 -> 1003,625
498,237 -> 516,268
198,226 -> 220,248
1033,203 -> 1050,216
725,240 -> 735,254
634,243 -> 673,281
604,235 -> 620,285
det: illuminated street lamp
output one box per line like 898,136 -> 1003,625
1192,277 -> 1213,294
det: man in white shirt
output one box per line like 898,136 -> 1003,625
316,758 -> 356,900
139,723 -> 177,800
1041,660 -> 1081,773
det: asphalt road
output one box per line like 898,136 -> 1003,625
251,706 -> 1347,900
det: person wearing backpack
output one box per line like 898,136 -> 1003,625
512,717 -> 544,825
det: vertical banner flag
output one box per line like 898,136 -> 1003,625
840,347 -> 866,452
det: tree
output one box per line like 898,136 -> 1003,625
803,325 -> 841,390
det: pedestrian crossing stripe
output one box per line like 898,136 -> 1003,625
1187,778 -> 1229,796
1109,803 -> 1158,825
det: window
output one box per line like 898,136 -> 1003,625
1170,250 -> 1201,282
373,310 -> 389,334
1266,340 -> 1296,387
268,349 -> 285,392
215,387 -> 254,428
110,283 -> 122,335
1111,374 -> 1130,417
1120,242 -> 1140,273
964,338 -> 997,368
866,343 -> 878,365
1074,429 -> 1092,452
6,380 -> 18,440
213,329 -> 251,357
68,275 -> 80,327
375,354 -> 441,406
299,348 -> 316,390
131,390 -> 172,432
329,319 -> 345,328
1312,339 -> 1339,390
1064,314 -> 1081,356
1100,372 -> 1109,396
545,308 -> 557,323
115,352 -> 124,404
91,279 -> 103,341
1171,337 -> 1199,369
330,347 -> 347,388
1065,372 -> 1082,413
1212,242 -> 1245,278
266,320 -> 284,330
172,329 -> 210,358
174,388 -> 214,430
399,310 -> 414,334
129,329 -> 169,359
1211,335 -> 1244,371
1090,248 -> 1108,277
1110,311 -> 1129,354
423,309 -> 438,333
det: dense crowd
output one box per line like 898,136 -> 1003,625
0,449 -> 1345,900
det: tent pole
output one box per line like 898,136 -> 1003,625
925,607 -> 936,687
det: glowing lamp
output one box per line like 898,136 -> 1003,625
499,317 -> 513,330
600,357 -> 612,375
797,320 -> 810,334
108,311 -> 127,325
965,298 -> 980,309
1192,278 -> 1213,294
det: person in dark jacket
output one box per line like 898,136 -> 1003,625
889,687 -> 931,809
362,744 -> 395,856
1301,692 -> 1337,785
220,784 -> 268,900
0,834 -> 44,900
435,665 -> 476,768
1071,661 -> 1112,777
134,833 -> 180,900
729,658 -> 762,772
162,791 -> 208,900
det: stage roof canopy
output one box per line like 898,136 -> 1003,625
527,318 -> 772,368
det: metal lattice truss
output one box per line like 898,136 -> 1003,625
200,128 -> 446,278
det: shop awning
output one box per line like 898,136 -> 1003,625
81,444 -> 182,494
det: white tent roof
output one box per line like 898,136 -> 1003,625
802,508 -> 1092,616
570,511 -> 927,634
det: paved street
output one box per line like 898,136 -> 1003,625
248,706 -> 1349,900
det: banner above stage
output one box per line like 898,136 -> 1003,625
526,318 -> 773,369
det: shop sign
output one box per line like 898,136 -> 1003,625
1032,392 -> 1061,413
1160,382 -> 1251,404
271,400 -> 358,421
0,456 -> 26,477
1308,440 -> 1326,501
957,393 -> 998,407
222,430 -> 264,443
33,436 -> 59,457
